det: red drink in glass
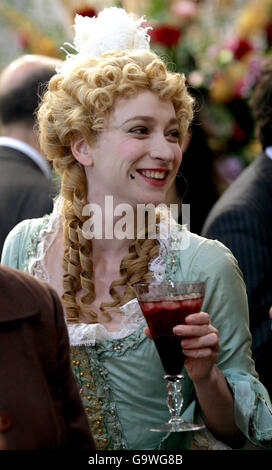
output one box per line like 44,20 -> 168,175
134,281 -> 206,433
139,295 -> 204,375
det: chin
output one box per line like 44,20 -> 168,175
137,196 -> 166,207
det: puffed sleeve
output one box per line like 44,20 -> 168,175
1,219 -> 33,270
175,232 -> 272,448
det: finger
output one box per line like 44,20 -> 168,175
143,326 -> 152,339
184,312 -> 210,325
183,347 -> 219,359
182,332 -> 219,350
173,323 -> 218,338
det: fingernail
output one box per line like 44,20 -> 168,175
173,326 -> 184,334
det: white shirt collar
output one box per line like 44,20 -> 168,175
265,146 -> 272,160
0,136 -> 51,179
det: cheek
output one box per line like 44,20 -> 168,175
175,147 -> 183,168
169,148 -> 182,182
116,139 -> 146,163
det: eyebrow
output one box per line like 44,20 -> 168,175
122,116 -> 179,126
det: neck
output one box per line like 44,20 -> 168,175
83,189 -> 139,253
91,236 -> 132,258
91,236 -> 132,282
85,205 -> 135,256
1,123 -> 42,155
165,183 -> 182,217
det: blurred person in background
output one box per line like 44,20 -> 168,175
166,110 -> 218,234
252,305 -> 272,399
0,432 -> 6,451
202,56 -> 272,398
0,54 -> 61,256
2,8 -> 272,450
0,265 -> 95,450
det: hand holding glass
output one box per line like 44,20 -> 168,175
133,281 -> 206,432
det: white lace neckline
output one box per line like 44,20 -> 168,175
68,297 -> 145,345
27,197 -> 177,344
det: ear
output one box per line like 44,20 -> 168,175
71,134 -> 94,167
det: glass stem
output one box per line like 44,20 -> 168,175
164,375 -> 184,423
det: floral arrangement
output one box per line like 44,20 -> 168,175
1,0 -> 272,191
144,0 -> 272,189
0,5 -> 61,58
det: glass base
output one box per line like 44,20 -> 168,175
149,420 -> 205,433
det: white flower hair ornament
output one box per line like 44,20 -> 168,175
57,7 -> 152,74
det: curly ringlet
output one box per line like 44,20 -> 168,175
37,49 -> 194,323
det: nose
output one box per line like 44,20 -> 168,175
149,134 -> 176,163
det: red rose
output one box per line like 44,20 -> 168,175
265,21 -> 272,46
149,25 -> 181,47
224,37 -> 253,59
232,123 -> 247,142
18,33 -> 29,48
75,8 -> 97,18
233,38 -> 253,60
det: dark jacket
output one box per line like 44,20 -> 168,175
0,145 -> 55,256
0,266 -> 95,450
202,152 -> 272,397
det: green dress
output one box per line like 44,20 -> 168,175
1,205 -> 272,450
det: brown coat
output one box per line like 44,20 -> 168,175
0,266 -> 95,450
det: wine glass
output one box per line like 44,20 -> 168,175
133,281 -> 206,432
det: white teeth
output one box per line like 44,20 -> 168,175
141,170 -> 166,180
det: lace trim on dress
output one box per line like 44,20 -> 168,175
24,197 -> 185,344
190,417 -> 232,450
68,298 -> 146,345
23,215 -> 51,275
27,196 -> 63,283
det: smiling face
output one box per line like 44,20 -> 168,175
73,90 -> 183,208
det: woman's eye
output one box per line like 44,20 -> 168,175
167,130 -> 180,141
129,127 -> 148,135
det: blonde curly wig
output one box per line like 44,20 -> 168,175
37,49 -> 194,323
